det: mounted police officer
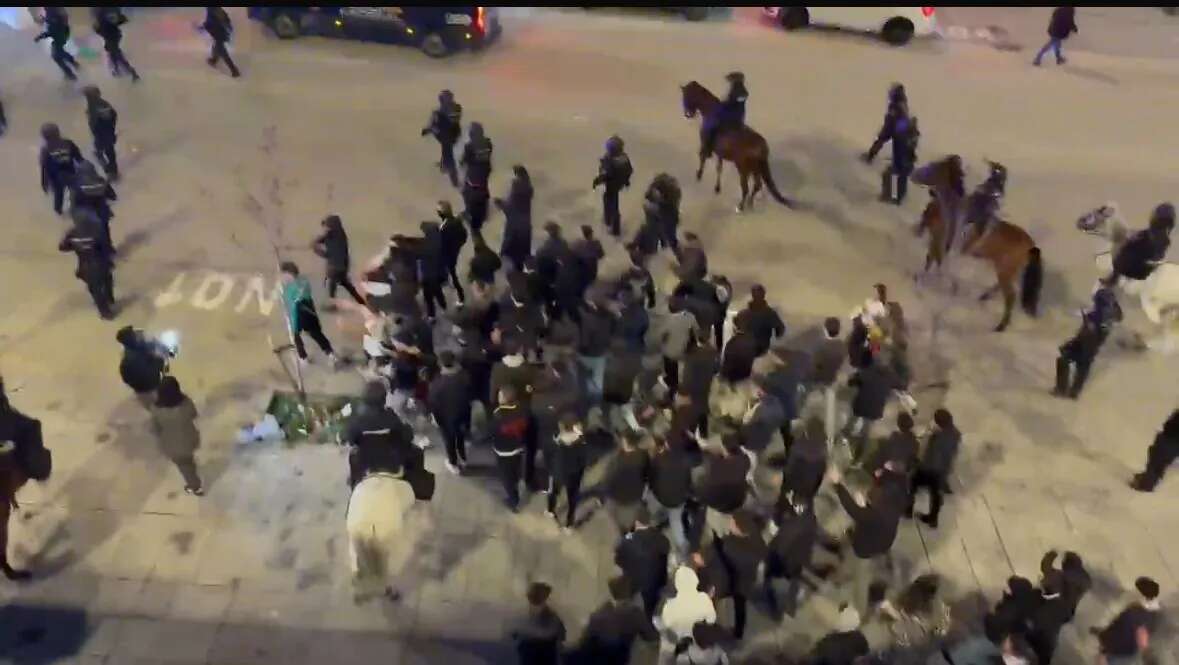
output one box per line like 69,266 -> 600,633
460,122 -> 493,234
701,71 -> 748,159
421,89 -> 463,188
592,135 -> 633,237
343,381 -> 419,488
33,7 -> 79,81
72,160 -> 119,251
1108,203 -> 1174,285
93,7 -> 140,81
961,160 -> 1008,245
58,206 -> 116,320
83,86 -> 121,181
39,123 -> 84,216
1054,283 -> 1122,400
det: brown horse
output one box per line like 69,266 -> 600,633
680,81 -> 794,212
916,195 -> 1043,331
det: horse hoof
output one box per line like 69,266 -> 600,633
714,186 -> 722,195
696,171 -> 704,182
993,323 -> 1008,333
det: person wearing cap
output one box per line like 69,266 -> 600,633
592,135 -> 633,237
496,164 -> 534,272
614,505 -> 671,620
576,575 -> 658,665
312,215 -> 364,305
509,582 -> 566,665
421,89 -> 463,187
738,285 -> 785,357
1093,576 -> 1161,665
427,350 -> 471,474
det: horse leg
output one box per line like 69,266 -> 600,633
979,283 -> 1001,301
994,272 -> 1017,332
697,151 -> 707,182
749,171 -> 764,209
714,158 -> 724,194
0,501 -> 28,580
736,168 -> 750,213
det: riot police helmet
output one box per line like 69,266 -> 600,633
40,123 -> 61,142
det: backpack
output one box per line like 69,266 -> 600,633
2,411 -> 52,481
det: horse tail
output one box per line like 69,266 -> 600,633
1021,246 -> 1043,316
757,156 -> 792,207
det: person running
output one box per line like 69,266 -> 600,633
279,261 -> 339,367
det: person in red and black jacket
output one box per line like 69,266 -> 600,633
491,384 -> 530,511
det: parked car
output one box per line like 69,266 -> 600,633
248,6 -> 501,58
762,7 -> 936,45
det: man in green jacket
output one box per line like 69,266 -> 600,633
280,261 -> 338,366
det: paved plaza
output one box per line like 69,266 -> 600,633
2,7 -> 1179,664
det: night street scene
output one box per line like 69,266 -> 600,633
3,6 -> 1179,665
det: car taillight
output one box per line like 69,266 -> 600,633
475,6 -> 485,33
921,6 -> 935,18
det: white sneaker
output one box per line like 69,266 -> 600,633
445,461 -> 461,475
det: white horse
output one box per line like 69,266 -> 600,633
1076,203 -> 1179,352
345,471 -> 417,603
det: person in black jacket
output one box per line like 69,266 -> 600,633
1040,549 -> 1090,622
842,358 -> 901,457
200,7 -> 240,78
509,582 -> 566,665
1026,572 -> 1071,664
496,165 -> 534,271
417,221 -> 448,321
578,295 -> 615,404
427,351 -> 471,474
615,507 -> 671,620
705,509 -> 766,639
572,225 -> 605,285
808,606 -> 870,665
1131,408 -> 1179,492
720,311 -> 758,384
71,160 -> 118,251
572,576 -> 658,665
343,381 -> 417,488
312,215 -> 363,304
435,201 -> 468,304
907,408 -> 960,528
461,122 -> 493,233
866,411 -> 919,476
605,431 -> 649,535
421,90 -> 462,187
467,232 -> 502,287
39,123 -> 84,215
1033,6 -> 1078,67
739,285 -> 785,357
33,7 -> 79,81
592,135 -> 633,237
93,7 -> 140,81
116,326 -> 166,408
679,332 -> 719,437
547,413 -> 589,530
778,417 -> 827,509
491,385 -> 530,511
698,433 -> 751,543
649,435 -> 694,561
60,208 -> 116,319
765,495 -> 818,619
82,86 -> 121,181
828,465 -> 903,618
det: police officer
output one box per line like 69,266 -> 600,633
39,123 -> 84,216
59,206 -> 116,319
863,83 -> 909,162
701,71 -> 748,159
33,7 -> 79,81
343,381 -> 418,488
460,122 -> 493,233
83,86 -> 121,180
93,7 -> 140,81
72,160 -> 118,251
863,84 -> 920,205
200,7 -> 240,78
1054,283 -> 1121,400
421,90 -> 463,188
1108,203 -> 1174,285
0,92 -> 7,137
592,135 -> 633,237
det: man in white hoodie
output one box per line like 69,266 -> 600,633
657,566 -> 717,664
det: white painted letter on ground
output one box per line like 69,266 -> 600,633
155,272 -> 188,308
191,272 -> 236,310
236,274 -> 282,316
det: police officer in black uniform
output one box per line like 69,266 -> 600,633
200,7 -> 240,78
421,90 -> 463,188
864,85 -> 920,205
460,122 -> 493,234
34,7 -> 79,81
863,83 -> 909,162
592,135 -> 633,237
93,7 -> 140,81
702,71 -> 748,159
59,206 -> 116,319
1108,203 -> 1174,286
72,160 -> 118,251
83,86 -> 121,180
343,381 -> 418,488
39,123 -> 83,216
1054,284 -> 1122,400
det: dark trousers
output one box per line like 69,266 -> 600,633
293,311 -> 334,360
172,455 -> 202,490
327,269 -> 364,304
662,357 -> 680,397
496,453 -> 524,508
208,39 -> 240,77
713,318 -> 725,352
730,593 -> 748,639
441,421 -> 469,466
463,186 -> 489,233
1135,436 -> 1179,491
421,278 -> 447,319
49,178 -> 69,215
444,258 -> 465,303
524,415 -> 539,489
639,578 -> 667,621
94,135 -> 119,179
438,140 -> 459,187
547,470 -> 583,527
1055,326 -> 1107,398
104,41 -> 139,80
83,269 -> 116,318
908,469 -> 945,522
50,40 -> 78,80
881,165 -> 911,204
0,99 -> 7,134
780,420 -> 795,455
602,187 -> 621,236
764,554 -> 810,619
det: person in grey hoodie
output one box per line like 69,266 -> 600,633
804,317 -> 846,444
149,376 -> 203,495
658,296 -> 698,398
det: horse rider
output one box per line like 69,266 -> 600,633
343,381 -> 418,488
1054,282 -> 1122,400
592,135 -> 633,237
421,89 -> 463,188
1107,202 -> 1174,286
961,161 -> 1008,248
911,154 -> 966,254
863,85 -> 920,206
701,71 -> 748,159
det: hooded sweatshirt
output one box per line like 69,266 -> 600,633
659,567 -> 717,642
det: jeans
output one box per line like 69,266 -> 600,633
579,354 -> 607,403
1034,38 -> 1064,65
